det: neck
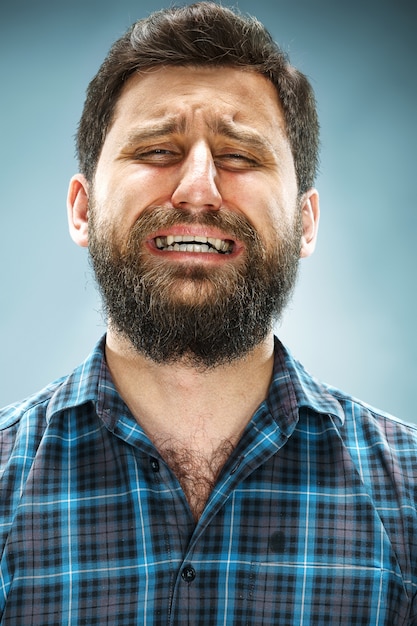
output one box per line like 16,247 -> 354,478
105,329 -> 275,450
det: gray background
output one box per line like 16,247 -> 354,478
1,0 -> 416,424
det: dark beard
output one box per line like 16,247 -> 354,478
88,205 -> 302,368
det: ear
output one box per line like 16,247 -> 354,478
67,174 -> 90,248
299,188 -> 320,259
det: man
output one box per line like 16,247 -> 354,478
1,2 -> 416,624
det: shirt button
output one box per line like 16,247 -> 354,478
150,458 -> 160,472
181,565 -> 196,582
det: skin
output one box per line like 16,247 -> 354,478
67,66 -> 319,457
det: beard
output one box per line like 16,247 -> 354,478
88,203 -> 302,369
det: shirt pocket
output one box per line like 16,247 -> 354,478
247,560 -> 410,625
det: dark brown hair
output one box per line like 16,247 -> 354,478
76,2 -> 319,194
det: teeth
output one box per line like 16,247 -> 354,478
181,235 -> 208,244
155,234 -> 232,254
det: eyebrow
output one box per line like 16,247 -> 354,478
209,118 -> 280,156
123,118 -> 187,147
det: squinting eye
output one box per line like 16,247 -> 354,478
218,153 -> 259,168
138,149 -> 172,157
133,148 -> 181,164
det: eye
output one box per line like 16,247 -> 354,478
141,148 -> 171,156
216,152 -> 260,170
133,147 -> 181,164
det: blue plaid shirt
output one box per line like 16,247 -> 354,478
1,335 -> 416,624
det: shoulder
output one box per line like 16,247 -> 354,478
278,338 -> 417,445
0,377 -> 68,477
335,399 -> 416,496
0,335 -> 106,469
299,371 -> 417,522
0,378 -> 65,430
325,381 -> 417,446
276,338 -> 417,478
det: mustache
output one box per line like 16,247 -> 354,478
124,206 -> 261,247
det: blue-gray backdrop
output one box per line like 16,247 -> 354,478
1,0 -> 416,424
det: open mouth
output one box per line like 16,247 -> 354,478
154,234 -> 234,254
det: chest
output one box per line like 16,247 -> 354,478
156,439 -> 236,521
1,415 -> 414,624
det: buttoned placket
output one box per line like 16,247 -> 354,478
163,407 -> 293,624
106,375 -> 297,624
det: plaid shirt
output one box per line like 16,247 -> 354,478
1,335 -> 416,625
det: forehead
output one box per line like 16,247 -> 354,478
109,65 -> 288,141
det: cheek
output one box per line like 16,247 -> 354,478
239,196 -> 289,246
225,169 -> 296,231
93,168 -> 172,226
223,176 -> 269,223
119,168 -> 179,215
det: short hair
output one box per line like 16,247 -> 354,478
76,1 -> 319,194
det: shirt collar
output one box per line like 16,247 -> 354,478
45,335 -> 107,423
271,336 -> 345,426
46,334 -> 344,427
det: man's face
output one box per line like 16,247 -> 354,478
78,66 -> 317,366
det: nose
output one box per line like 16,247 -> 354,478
171,142 -> 222,211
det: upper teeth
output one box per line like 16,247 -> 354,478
155,234 -> 232,254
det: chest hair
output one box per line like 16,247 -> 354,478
157,439 -> 235,522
